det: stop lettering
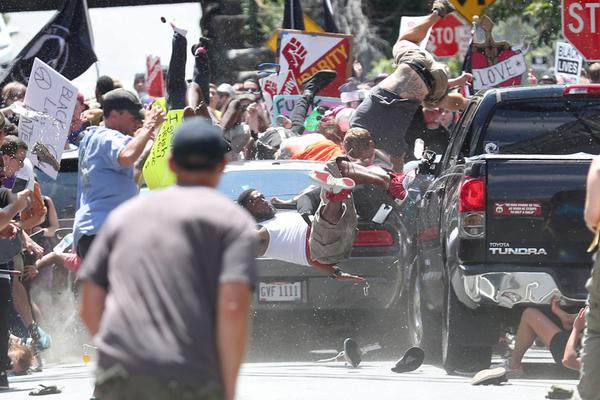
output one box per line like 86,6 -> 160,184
563,0 -> 600,60
426,14 -> 470,58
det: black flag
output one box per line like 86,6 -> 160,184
0,0 -> 97,88
283,0 -> 305,31
322,0 -> 339,33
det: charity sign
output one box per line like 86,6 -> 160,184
555,42 -> 582,84
142,98 -> 183,189
17,58 -> 78,180
271,95 -> 342,132
277,30 -> 352,98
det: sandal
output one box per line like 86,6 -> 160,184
29,384 -> 62,395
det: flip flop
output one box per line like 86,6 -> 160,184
29,384 -> 62,395
391,347 -> 425,373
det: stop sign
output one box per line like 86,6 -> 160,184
563,0 -> 600,61
427,14 -> 470,58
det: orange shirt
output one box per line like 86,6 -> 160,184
291,140 -> 344,162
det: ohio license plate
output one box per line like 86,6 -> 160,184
258,281 -> 303,302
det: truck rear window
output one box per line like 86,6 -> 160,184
482,99 -> 600,155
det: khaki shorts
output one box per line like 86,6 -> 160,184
309,158 -> 358,265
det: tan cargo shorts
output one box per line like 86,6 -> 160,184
308,158 -> 358,266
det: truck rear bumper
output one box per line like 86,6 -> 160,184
457,269 -> 586,309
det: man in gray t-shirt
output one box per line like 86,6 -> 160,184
79,118 -> 257,400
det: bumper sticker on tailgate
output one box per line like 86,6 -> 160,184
493,202 -> 542,217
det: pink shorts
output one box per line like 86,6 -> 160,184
63,253 -> 82,273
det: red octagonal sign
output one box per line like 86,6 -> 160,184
563,0 -> 600,61
426,14 -> 470,58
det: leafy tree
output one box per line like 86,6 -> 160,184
486,0 -> 561,46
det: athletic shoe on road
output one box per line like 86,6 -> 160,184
301,70 -> 337,98
391,347 -> 425,373
310,170 -> 355,194
471,367 -> 508,386
432,0 -> 455,17
343,338 -> 361,368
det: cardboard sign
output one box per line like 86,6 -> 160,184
277,30 -> 352,98
472,52 -> 527,90
399,16 -> 432,49
259,70 -> 300,115
555,42 -> 582,84
142,106 -> 182,190
271,95 -> 341,132
18,58 -> 77,179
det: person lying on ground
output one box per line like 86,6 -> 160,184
351,0 -> 472,172
473,298 -> 585,384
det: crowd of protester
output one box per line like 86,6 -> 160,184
0,1 -> 600,399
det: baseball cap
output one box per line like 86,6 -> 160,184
171,117 -> 232,170
102,88 -> 145,120
217,83 -> 236,97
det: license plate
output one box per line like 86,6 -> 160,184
258,281 -> 303,302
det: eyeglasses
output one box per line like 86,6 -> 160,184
10,156 -> 25,166
245,88 -> 261,94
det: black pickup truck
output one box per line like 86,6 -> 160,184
405,84 -> 600,373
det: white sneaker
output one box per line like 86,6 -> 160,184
309,170 -> 355,193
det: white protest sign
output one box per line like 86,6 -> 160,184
472,52 -> 527,90
18,58 -> 77,179
399,16 -> 432,49
259,70 -> 300,115
555,42 -> 582,84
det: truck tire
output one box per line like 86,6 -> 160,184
407,268 -> 441,362
442,281 -> 492,374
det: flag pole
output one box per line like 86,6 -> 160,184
82,0 -> 100,80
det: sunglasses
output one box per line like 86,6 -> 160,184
10,156 -> 25,166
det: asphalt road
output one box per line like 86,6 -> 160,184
3,349 -> 578,400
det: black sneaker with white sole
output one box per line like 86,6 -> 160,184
301,70 -> 337,98
343,338 -> 361,368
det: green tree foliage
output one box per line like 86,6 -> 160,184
486,0 -> 561,46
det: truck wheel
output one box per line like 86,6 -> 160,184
442,282 -> 492,374
407,269 -> 441,362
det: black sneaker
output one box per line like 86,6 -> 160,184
301,70 -> 337,98
471,367 -> 508,386
191,37 -> 211,56
391,347 -> 425,373
0,370 -> 8,390
432,0 -> 455,17
343,338 -> 361,368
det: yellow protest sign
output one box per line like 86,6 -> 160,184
142,109 -> 183,190
449,0 -> 496,23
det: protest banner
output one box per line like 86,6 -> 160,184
271,94 -> 341,132
142,99 -> 182,189
555,41 -> 582,84
426,14 -> 471,58
17,58 -> 77,179
259,70 -> 300,115
277,30 -> 352,98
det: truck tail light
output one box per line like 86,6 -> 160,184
459,177 -> 486,212
459,177 -> 486,238
353,230 -> 394,247
563,85 -> 600,96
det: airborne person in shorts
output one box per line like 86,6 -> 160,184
351,0 -> 473,172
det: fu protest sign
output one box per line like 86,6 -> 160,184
271,95 -> 341,132
259,70 -> 300,115
142,99 -> 183,190
555,42 -> 582,84
277,30 -> 352,98
18,58 -> 77,179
